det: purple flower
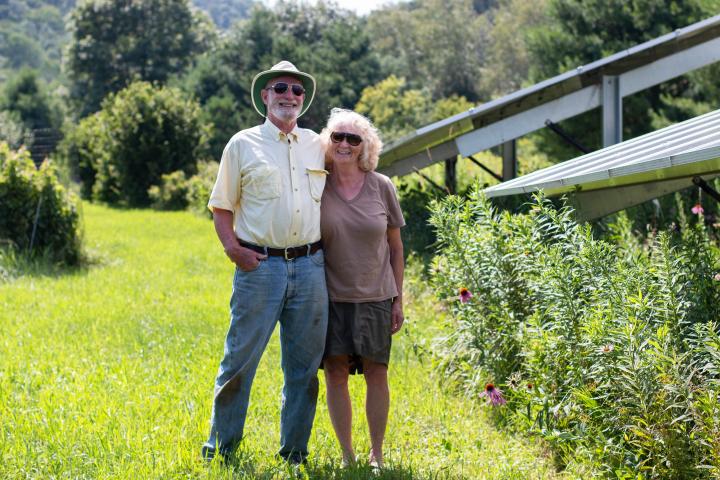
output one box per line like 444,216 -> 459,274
480,383 -> 506,406
692,203 -> 704,215
459,287 -> 473,303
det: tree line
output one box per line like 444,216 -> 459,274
1,0 -> 719,209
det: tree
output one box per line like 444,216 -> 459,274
526,0 -> 720,161
66,0 -> 216,116
366,0 -> 485,101
181,1 -> 383,158
59,82 -> 210,206
191,0 -> 254,29
0,68 -> 62,131
355,75 -> 473,143
476,0 -> 551,98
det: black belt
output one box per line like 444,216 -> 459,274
238,239 -> 322,260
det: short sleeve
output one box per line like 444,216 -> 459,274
208,139 -> 241,213
381,174 -> 405,228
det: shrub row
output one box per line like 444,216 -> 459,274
429,187 -> 720,478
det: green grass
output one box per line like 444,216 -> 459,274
1,203 -> 569,479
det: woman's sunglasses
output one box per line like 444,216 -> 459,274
265,82 -> 305,96
330,132 -> 363,146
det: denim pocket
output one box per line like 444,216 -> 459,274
309,250 -> 325,267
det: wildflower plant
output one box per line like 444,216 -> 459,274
429,183 -> 720,477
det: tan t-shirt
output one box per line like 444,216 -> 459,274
320,171 -> 405,302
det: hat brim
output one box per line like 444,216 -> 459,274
251,69 -> 316,118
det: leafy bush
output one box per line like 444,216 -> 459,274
148,170 -> 189,211
395,179 -> 444,261
147,160 -> 218,215
430,187 -> 720,477
0,142 -> 82,265
59,82 -> 210,206
185,160 -> 218,218
57,112 -> 107,199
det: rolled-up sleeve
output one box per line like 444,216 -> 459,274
208,140 -> 241,213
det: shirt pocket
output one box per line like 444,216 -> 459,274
243,165 -> 282,200
306,168 -> 328,202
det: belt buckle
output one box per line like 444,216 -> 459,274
284,247 -> 293,261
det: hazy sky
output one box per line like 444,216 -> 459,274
262,0 -> 409,16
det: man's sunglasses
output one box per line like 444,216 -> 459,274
330,132 -> 363,146
265,82 -> 305,96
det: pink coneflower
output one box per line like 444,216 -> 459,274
480,383 -> 506,406
459,287 -> 473,303
714,273 -> 720,282
692,204 -> 704,215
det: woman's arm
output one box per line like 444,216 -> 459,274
387,226 -> 404,334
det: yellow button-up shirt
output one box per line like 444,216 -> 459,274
208,119 -> 327,248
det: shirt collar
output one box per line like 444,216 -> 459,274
262,118 -> 299,143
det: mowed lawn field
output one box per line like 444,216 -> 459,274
1,203 -> 569,479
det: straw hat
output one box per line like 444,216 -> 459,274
250,60 -> 316,118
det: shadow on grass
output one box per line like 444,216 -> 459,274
205,452 -> 423,480
0,245 -> 104,283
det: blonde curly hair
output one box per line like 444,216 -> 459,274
320,108 -> 383,172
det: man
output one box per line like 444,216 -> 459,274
202,61 -> 328,465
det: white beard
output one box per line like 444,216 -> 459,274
268,104 -> 300,123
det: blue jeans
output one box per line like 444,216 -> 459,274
203,250 -> 328,460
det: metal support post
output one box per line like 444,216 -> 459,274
502,140 -> 517,181
445,157 -> 457,194
602,75 -> 622,147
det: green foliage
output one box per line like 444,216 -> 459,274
0,142 -> 82,265
148,170 -> 190,211
430,188 -> 720,477
366,0 -> 485,101
0,0 -> 70,82
356,75 -> 473,143
180,1 -> 382,157
191,0 -> 253,29
395,181 -> 443,262
185,160 -> 218,218
0,67 -> 62,131
58,81 -> 210,206
147,160 -> 218,214
477,0 -> 551,98
67,0 -> 215,116
0,110 -> 27,149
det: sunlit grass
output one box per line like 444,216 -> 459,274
1,203 -> 569,479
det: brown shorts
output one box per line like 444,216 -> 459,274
321,300 -> 393,375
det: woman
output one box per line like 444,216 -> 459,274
319,108 -> 405,469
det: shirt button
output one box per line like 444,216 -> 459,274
293,232 -> 297,236
296,209 -> 300,213
294,188 -> 298,191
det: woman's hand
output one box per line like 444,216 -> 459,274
391,299 -> 404,334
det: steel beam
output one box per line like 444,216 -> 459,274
602,76 -> 622,147
455,85 -> 602,158
377,140 -> 459,178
